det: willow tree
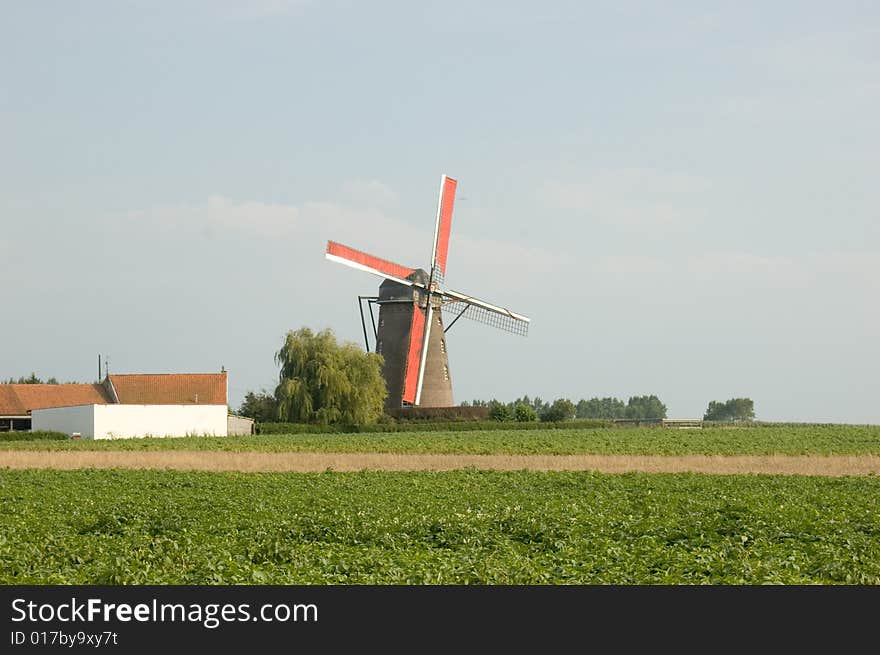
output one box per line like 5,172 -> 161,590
274,327 -> 386,425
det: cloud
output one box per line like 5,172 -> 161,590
594,255 -> 670,275
112,183 -> 434,273
210,0 -> 314,19
301,200 -> 430,267
111,201 -> 404,286
686,251 -> 806,286
125,196 -> 299,239
115,183 -> 879,319
761,29 -> 879,84
719,28 -> 880,121
542,168 -> 712,229
813,250 -> 880,274
683,250 -> 880,292
448,233 -> 577,294
118,177 -> 404,244
341,179 -> 400,208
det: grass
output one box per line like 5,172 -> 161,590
0,430 -> 68,442
1,425 -> 879,455
1,469 -> 877,584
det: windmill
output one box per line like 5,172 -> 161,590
325,175 -> 530,409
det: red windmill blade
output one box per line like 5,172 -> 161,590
325,241 -> 420,288
430,174 -> 457,283
402,303 -> 427,405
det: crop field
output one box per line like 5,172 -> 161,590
2,425 -> 877,585
1,469 -> 878,584
2,425 -> 880,455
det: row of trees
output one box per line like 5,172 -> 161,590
2,373 -> 62,384
462,395 -> 668,422
465,395 -> 757,423
237,326 -> 756,426
704,398 -> 755,422
238,389 -> 280,423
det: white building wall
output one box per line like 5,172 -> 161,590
32,405 -> 97,437
94,405 -> 228,439
227,414 -> 255,436
31,404 -> 229,439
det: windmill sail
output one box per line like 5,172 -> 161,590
413,301 -> 434,406
401,303 -> 427,404
326,241 -> 422,289
441,289 -> 530,337
430,175 -> 457,282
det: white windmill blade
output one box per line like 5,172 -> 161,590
430,175 -> 457,282
325,241 -> 426,290
443,289 -> 531,322
441,288 -> 530,336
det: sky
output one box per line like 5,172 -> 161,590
1,1 -> 878,423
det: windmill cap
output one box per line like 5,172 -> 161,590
378,269 -> 429,301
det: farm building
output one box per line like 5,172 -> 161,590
0,383 -> 109,432
0,372 -> 236,439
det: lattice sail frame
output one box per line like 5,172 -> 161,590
440,300 -> 529,337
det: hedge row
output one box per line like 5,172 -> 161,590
0,430 -> 69,442
385,406 -> 490,421
254,419 -> 849,435
256,419 -> 615,434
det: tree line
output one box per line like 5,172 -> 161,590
234,327 -> 755,425
703,398 -> 755,422
461,395 -> 669,422
461,395 -> 755,423
2,373 -> 62,384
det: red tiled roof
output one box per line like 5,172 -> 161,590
0,386 -> 26,416
109,373 -> 227,405
0,384 -> 112,416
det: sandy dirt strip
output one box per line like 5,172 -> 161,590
1,451 -> 879,476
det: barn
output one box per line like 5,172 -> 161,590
0,372 -> 234,439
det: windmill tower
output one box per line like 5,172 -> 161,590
325,175 -> 530,409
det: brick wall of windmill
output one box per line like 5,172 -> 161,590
376,301 -> 453,410
420,307 -> 454,407
376,300 -> 409,410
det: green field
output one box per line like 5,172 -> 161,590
2,425 -> 880,455
1,469 -> 878,584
